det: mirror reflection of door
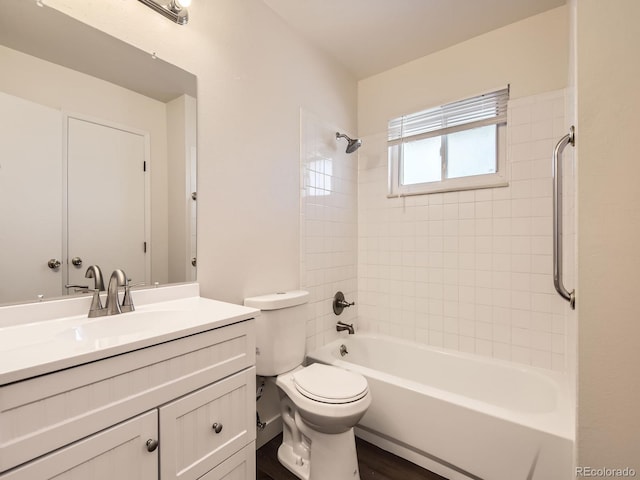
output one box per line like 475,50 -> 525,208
188,145 -> 197,281
0,92 -> 63,303
66,116 -> 149,290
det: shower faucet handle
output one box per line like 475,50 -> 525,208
333,291 -> 355,315
336,299 -> 355,308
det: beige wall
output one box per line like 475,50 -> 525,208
44,0 -> 358,304
576,0 -> 640,470
358,6 -> 569,137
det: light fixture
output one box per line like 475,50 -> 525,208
137,0 -> 191,25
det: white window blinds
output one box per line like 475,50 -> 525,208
388,87 -> 509,145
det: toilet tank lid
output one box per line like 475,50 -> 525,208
243,290 -> 309,310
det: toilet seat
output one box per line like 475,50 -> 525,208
293,363 -> 368,404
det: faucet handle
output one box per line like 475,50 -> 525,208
121,278 -> 135,313
65,284 -> 90,293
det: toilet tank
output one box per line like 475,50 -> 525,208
244,290 -> 309,376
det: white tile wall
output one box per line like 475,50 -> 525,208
300,110 -> 358,353
357,90 -> 576,371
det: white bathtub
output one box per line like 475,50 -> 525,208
307,334 -> 574,480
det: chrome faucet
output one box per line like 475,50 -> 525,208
85,268 -> 133,317
336,321 -> 355,334
105,269 -> 127,316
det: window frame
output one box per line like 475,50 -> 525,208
388,88 -> 509,197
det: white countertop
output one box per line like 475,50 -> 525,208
0,283 -> 258,385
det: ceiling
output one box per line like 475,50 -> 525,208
263,0 -> 566,79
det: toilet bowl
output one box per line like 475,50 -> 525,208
245,291 -> 371,480
275,364 -> 371,480
277,364 -> 370,433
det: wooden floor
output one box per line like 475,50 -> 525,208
257,434 -> 447,480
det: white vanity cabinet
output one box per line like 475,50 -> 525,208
0,314 -> 257,480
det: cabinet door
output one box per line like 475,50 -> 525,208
1,410 -> 157,480
197,443 -> 255,480
160,368 -> 256,480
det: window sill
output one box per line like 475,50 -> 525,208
388,173 -> 509,197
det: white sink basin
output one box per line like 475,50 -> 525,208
0,284 -> 259,385
1,310 -> 187,352
62,310 -> 188,346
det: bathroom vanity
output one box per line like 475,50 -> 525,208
0,283 -> 258,480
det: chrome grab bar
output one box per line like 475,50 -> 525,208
552,126 -> 576,309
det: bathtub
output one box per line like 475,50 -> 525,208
307,334 -> 574,480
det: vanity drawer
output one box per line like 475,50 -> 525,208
0,319 -> 255,473
197,442 -> 255,480
159,367 -> 256,480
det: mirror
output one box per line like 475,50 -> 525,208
0,1 -> 197,306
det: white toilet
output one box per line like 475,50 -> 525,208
244,290 -> 371,480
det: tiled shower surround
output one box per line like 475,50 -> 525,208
357,89 -> 575,371
300,90 -> 575,372
300,110 -> 358,353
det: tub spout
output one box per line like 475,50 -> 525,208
336,321 -> 354,334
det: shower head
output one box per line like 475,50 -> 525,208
336,132 -> 362,154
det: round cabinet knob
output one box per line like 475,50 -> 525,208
71,256 -> 83,267
145,438 -> 158,452
212,422 -> 223,434
47,259 -> 61,270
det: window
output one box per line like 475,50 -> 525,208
388,87 -> 509,196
